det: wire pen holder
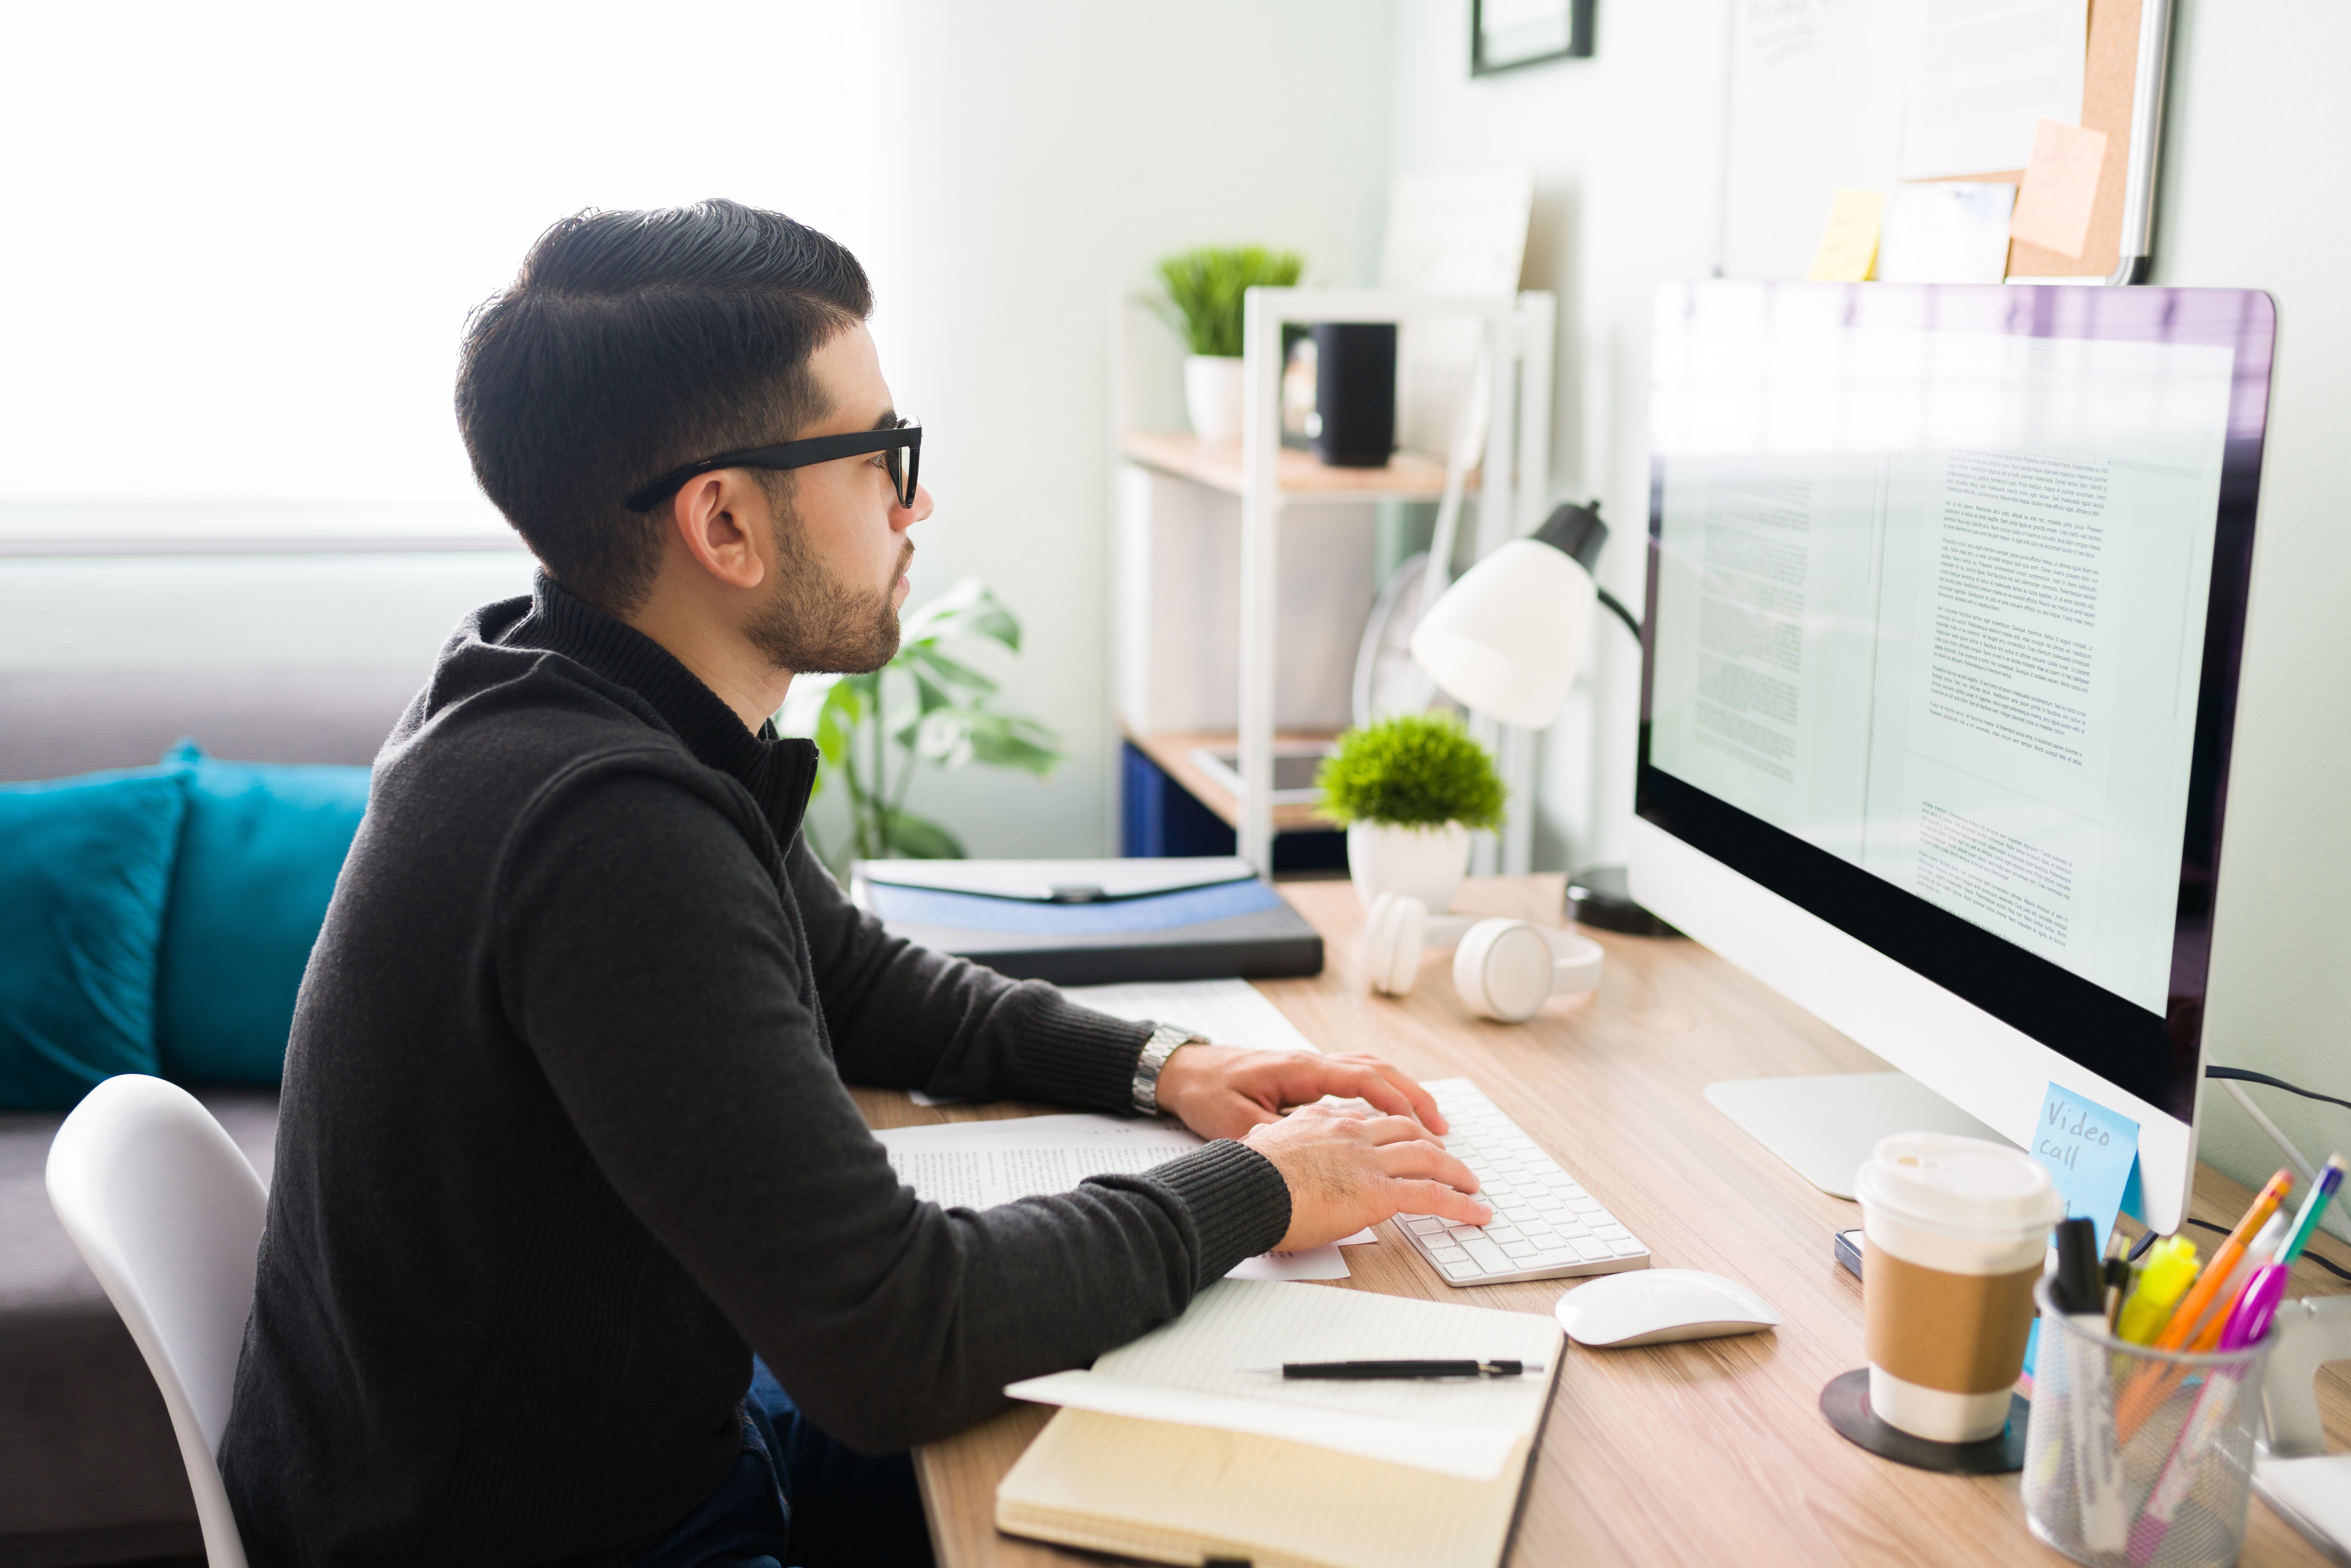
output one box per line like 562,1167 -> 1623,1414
2023,1278 -> 2277,1568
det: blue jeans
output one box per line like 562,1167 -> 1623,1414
630,1359 -> 935,1568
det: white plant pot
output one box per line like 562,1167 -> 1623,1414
1348,821 -> 1471,913
1183,355 -> 1245,444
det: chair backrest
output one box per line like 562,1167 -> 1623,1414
47,1075 -> 264,1568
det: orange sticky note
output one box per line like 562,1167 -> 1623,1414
2010,118 -> 2108,260
1808,189 -> 1884,282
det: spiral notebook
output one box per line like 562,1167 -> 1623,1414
996,1279 -> 1561,1568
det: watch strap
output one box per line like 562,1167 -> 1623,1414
1131,1023 -> 1205,1116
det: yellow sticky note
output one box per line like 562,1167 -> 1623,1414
1808,189 -> 1884,282
2010,118 -> 2108,261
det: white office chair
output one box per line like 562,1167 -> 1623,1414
47,1075 -> 263,1568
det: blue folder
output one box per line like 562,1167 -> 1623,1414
856,860 -> 1323,985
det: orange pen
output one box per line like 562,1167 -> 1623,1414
2115,1169 -> 2293,1442
2156,1169 -> 2293,1353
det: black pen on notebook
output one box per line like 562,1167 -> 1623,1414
1243,1359 -> 1545,1380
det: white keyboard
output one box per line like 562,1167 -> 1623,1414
1398,1078 -> 1652,1286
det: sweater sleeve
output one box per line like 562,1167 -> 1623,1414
495,760 -> 1291,1454
786,833 -> 1158,1114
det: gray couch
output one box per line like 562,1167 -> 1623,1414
0,667 -> 417,1568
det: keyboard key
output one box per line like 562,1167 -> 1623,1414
1594,1224 -> 1630,1241
1500,1241 -> 1537,1258
1573,1239 -> 1612,1261
1444,1261 -> 1483,1280
1427,1245 -> 1467,1263
1460,1236 -> 1513,1272
1406,1217 -> 1446,1234
1611,1238 -> 1646,1256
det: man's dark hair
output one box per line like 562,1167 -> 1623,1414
456,199 -> 873,613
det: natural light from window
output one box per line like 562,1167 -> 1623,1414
0,2 -> 877,540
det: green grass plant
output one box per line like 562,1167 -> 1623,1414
1316,713 -> 1505,831
1154,245 -> 1305,358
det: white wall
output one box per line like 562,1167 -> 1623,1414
839,0 -> 1393,858
1385,0 -> 1731,873
2144,0 -> 2351,1228
1384,0 -> 2351,1222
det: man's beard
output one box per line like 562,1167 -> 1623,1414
744,521 -> 911,677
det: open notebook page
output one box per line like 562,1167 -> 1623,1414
1006,1278 -> 1561,1481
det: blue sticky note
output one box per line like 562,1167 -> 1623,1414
2030,1080 -> 2141,1254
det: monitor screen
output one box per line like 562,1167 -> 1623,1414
1639,282 -> 2275,1126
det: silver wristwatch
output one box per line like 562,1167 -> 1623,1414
1131,1023 -> 1205,1116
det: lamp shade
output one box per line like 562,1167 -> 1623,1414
1408,536 -> 1595,728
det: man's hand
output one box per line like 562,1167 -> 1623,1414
1241,1103 -> 1491,1250
1151,1044 -> 1452,1143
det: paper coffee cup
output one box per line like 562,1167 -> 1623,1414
1855,1132 -> 2063,1443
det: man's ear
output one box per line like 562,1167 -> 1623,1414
665,472 -> 771,592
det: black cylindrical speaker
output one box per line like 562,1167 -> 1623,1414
1309,322 -> 1397,468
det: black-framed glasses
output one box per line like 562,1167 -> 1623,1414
623,418 -> 921,513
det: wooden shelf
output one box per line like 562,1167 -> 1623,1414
1125,727 -> 1340,834
1119,430 -> 1473,502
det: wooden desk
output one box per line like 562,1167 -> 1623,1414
853,876 -> 2351,1568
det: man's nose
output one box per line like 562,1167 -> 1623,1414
897,483 -> 934,528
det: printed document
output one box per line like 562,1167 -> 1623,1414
1649,297 -> 2233,1013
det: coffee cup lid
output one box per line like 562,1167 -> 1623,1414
1856,1131 -> 2064,1239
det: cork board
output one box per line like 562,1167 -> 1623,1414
1720,0 -> 2163,283
1948,0 -> 2143,279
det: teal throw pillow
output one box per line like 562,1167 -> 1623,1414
156,742 -> 370,1086
0,765 -> 190,1111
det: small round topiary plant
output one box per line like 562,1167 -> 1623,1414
1316,713 -> 1505,831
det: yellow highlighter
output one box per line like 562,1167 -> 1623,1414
2115,1237 -> 2200,1344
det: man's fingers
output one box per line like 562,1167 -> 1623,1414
1391,1178 -> 1493,1227
1374,1137 -> 1481,1194
1322,1054 -> 1447,1136
1358,1113 -> 1446,1150
1367,1059 -> 1447,1135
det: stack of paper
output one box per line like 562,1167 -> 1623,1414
997,1278 -> 1563,1568
884,979 -> 1376,1278
873,1114 -> 1351,1281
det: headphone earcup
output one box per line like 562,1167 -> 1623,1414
1454,918 -> 1556,1022
1362,892 -> 1427,996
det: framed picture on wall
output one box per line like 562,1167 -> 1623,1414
1471,0 -> 1593,74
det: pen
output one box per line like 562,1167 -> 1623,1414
2154,1169 -> 2292,1354
2126,1273 -> 2285,1566
2182,1211 -> 2288,1354
2052,1218 -> 2127,1552
1247,1360 -> 1546,1379
2276,1154 -> 2345,1268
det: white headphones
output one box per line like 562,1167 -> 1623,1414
1362,891 -> 1605,1022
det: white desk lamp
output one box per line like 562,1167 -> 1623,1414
1407,501 -> 1670,934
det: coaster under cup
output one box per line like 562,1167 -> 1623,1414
1819,1368 -> 2027,1474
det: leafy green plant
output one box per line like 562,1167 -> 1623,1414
1153,245 -> 1306,357
1316,713 -> 1505,830
780,578 -> 1064,868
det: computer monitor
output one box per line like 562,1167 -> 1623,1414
1629,280 -> 2276,1235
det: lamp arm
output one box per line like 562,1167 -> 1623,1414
1595,585 -> 1643,642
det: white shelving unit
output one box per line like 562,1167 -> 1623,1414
1112,286 -> 1557,876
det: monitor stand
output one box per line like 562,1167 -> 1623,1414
1704,1073 -> 2011,1200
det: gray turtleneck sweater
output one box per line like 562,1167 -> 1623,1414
218,577 -> 1292,1567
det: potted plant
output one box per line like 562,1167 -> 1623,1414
1154,244 -> 1304,443
1316,713 -> 1505,912
777,578 -> 1064,872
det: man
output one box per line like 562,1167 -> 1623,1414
220,199 -> 1490,1567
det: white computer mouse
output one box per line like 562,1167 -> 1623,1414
1553,1269 -> 1783,1348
